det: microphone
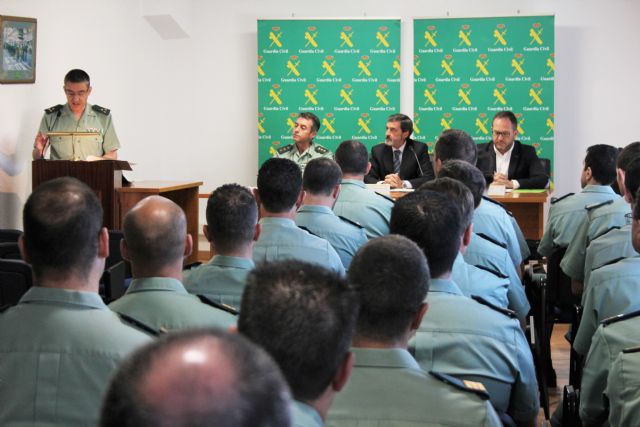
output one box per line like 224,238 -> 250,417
408,145 -> 424,177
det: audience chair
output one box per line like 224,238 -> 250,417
569,305 -> 584,388
0,242 -> 22,260
99,261 -> 126,304
107,230 -> 131,278
562,385 -> 582,427
0,259 -> 33,307
0,229 -> 21,244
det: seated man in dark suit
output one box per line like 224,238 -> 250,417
364,113 -> 434,188
476,110 -> 549,189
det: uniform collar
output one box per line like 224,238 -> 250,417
429,277 -> 464,296
292,400 -> 323,427
340,179 -> 366,188
19,286 -> 107,310
350,347 -> 421,370
63,102 -> 96,119
258,217 -> 296,227
126,277 -> 188,295
207,255 -> 254,269
582,184 -> 616,195
298,204 -> 334,215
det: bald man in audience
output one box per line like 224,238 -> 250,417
109,196 -> 237,331
100,329 -> 292,427
0,177 -> 150,426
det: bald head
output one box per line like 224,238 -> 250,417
101,329 -> 292,427
123,196 -> 188,273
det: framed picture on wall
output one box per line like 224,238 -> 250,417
0,15 -> 37,84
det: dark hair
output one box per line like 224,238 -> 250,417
492,111 -> 517,130
206,184 -> 257,253
437,159 -> 486,208
634,188 -> 640,220
584,144 -> 619,185
299,112 -> 321,133
348,235 -> 429,342
22,177 -> 102,280
390,190 -> 461,278
100,329 -> 292,427
335,140 -> 369,175
434,129 -> 478,165
257,158 -> 302,213
238,260 -> 358,401
419,178 -> 474,232
625,158 -> 640,203
387,113 -> 413,137
617,142 -> 640,171
303,158 -> 342,196
64,69 -> 90,85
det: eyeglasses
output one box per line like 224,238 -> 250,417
64,89 -> 89,98
492,130 -> 512,138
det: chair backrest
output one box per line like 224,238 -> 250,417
547,247 -> 575,306
0,259 -> 33,307
0,229 -> 22,244
107,230 -> 131,278
99,261 -> 126,304
0,242 -> 22,260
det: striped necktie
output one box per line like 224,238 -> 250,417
393,149 -> 401,174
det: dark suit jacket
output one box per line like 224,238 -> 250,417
364,138 -> 435,188
476,141 -> 549,189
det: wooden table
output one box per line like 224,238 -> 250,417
490,191 -> 550,240
117,181 -> 203,264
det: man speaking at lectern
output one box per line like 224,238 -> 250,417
364,113 -> 434,189
32,69 -> 120,161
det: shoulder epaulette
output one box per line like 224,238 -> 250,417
585,199 -> 614,211
91,104 -> 111,115
277,144 -> 294,154
183,261 -> 202,271
116,312 -> 161,336
622,345 -> 640,354
314,144 -> 330,154
374,192 -> 395,203
551,193 -> 574,204
338,215 -> 364,229
591,256 -> 626,272
474,264 -> 509,279
476,232 -> 507,249
197,294 -> 239,316
591,226 -> 621,243
44,104 -> 63,114
471,295 -> 517,318
602,309 -> 640,327
429,371 -> 490,400
481,196 -> 513,216
298,225 -> 320,237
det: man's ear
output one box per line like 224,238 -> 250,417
184,233 -> 193,258
18,234 -> 30,263
410,302 -> 428,332
332,351 -> 354,392
98,227 -> 109,259
203,224 -> 210,242
253,223 -> 261,242
332,184 -> 341,200
295,190 -> 305,210
120,238 -> 131,262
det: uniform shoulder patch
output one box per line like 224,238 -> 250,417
314,144 -> 330,154
115,311 -> 161,336
277,144 -> 294,154
551,193 -> 575,204
471,295 -> 517,318
623,345 -> 640,354
476,232 -> 507,249
429,371 -> 490,400
585,199 -> 614,211
482,196 -> 513,216
602,309 -> 640,327
374,192 -> 395,203
298,225 -> 320,237
44,104 -> 63,114
338,215 -> 364,229
92,104 -> 111,115
590,226 -> 621,243
197,294 -> 239,316
474,264 -> 509,279
591,256 -> 626,272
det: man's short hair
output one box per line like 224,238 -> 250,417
634,188 -> 640,221
335,139 -> 369,175
387,113 -> 413,137
625,158 -> 640,203
617,141 -> 640,171
257,158 -> 302,213
206,184 -> 257,253
348,235 -> 429,343
238,260 -> 358,402
22,177 -> 103,280
100,329 -> 292,427
303,158 -> 342,196
434,129 -> 478,165
64,69 -> 90,85
123,196 -> 186,270
419,178 -> 474,232
390,190 -> 461,278
299,112 -> 321,133
584,144 -> 619,185
437,159 -> 486,208
492,111 -> 517,129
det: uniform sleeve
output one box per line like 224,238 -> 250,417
579,326 -> 614,425
38,113 -> 50,134
101,113 -> 120,153
483,402 -> 503,427
537,212 -> 556,258
503,215 -> 522,268
508,326 -> 540,423
328,244 -> 346,277
605,352 -> 631,427
510,216 -> 531,261
573,278 -> 602,356
560,216 -> 589,280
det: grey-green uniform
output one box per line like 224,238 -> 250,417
38,103 -> 120,160
274,141 -> 333,172
295,204 -> 367,269
411,278 -> 539,423
183,255 -> 254,311
451,252 -> 510,311
606,344 -> 640,427
473,197 -> 522,269
253,217 -> 345,276
580,311 -> 640,425
326,348 -> 502,426
292,400 -> 323,427
0,287 -> 151,426
537,186 -> 619,258
333,179 -> 394,240
561,197 -> 630,281
108,277 -> 237,331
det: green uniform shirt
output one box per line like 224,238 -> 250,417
38,103 -> 120,160
333,179 -> 394,240
292,400 -> 324,427
274,141 -> 333,172
606,347 -> 640,427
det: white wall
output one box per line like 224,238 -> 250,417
1,0 -> 640,229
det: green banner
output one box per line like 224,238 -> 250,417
413,16 -> 555,174
258,19 -> 401,166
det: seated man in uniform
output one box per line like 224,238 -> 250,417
33,69 -> 120,161
0,177 -> 150,426
183,184 -> 258,310
239,260 -> 358,427
109,196 -> 237,331
100,329 -> 292,427
295,158 -> 367,269
605,345 -> 640,426
274,112 -> 332,172
333,139 -> 394,239
364,113 -> 435,189
476,110 -> 548,189
253,158 -> 344,275
391,190 -> 539,426
328,235 -> 502,426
